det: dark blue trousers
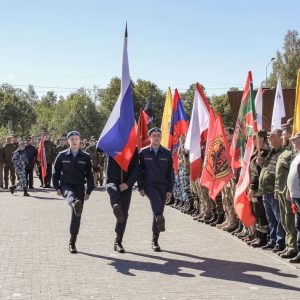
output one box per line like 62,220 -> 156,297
61,184 -> 85,236
145,184 -> 168,236
107,183 -> 132,236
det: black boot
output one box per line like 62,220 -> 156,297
205,213 -> 217,224
23,188 -> 30,197
210,214 -> 224,227
251,231 -> 268,248
231,221 -> 243,235
114,234 -> 125,253
9,185 -> 16,194
152,235 -> 161,252
69,235 -> 77,254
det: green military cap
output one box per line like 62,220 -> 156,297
148,127 -> 162,136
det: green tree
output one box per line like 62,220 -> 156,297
50,88 -> 102,139
0,84 -> 36,137
133,79 -> 165,127
268,30 -> 300,88
182,83 -> 209,118
211,87 -> 238,128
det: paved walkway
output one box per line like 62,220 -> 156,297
0,181 -> 300,299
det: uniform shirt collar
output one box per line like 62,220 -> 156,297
150,145 -> 162,152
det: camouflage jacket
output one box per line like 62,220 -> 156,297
259,147 -> 283,195
43,140 -> 56,164
275,145 -> 293,194
250,148 -> 268,196
3,143 -> 17,163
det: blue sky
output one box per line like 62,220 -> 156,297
0,0 -> 299,97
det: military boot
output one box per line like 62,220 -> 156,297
216,214 -> 229,229
69,235 -> 77,254
152,235 -> 161,252
251,231 -> 268,248
222,214 -> 239,232
23,188 -> 30,197
210,214 -> 225,227
9,185 -> 16,194
114,234 -> 125,253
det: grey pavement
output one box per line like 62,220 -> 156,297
0,181 -> 300,300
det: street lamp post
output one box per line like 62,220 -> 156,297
265,57 -> 275,87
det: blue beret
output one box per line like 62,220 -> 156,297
148,127 -> 162,136
67,131 -> 81,138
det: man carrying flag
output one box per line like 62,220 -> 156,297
37,133 -> 47,186
138,127 -> 174,252
97,25 -> 138,254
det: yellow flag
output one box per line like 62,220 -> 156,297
161,87 -> 173,148
292,69 -> 300,136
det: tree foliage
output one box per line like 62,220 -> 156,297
268,30 -> 300,88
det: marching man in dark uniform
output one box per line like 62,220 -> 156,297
53,131 -> 94,254
105,148 -> 139,253
138,127 -> 174,252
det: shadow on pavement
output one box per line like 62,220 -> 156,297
78,250 -> 300,291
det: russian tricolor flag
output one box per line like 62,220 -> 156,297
97,25 -> 137,172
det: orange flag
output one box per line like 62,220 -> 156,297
37,134 -> 47,183
200,114 -> 233,200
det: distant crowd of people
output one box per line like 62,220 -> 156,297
0,132 -> 106,196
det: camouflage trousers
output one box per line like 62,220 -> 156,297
194,181 -> 213,216
221,179 -> 237,218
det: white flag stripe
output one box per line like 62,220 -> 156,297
185,87 -> 210,163
271,76 -> 286,130
254,83 -> 263,130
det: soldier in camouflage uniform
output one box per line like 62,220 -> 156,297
248,130 -> 269,247
55,135 -> 69,158
3,136 -> 17,189
0,141 -> 4,188
86,137 -> 102,186
259,129 -> 285,252
42,131 -> 56,188
274,119 -> 298,258
10,141 -> 30,197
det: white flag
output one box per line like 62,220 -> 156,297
184,84 -> 210,181
271,76 -> 286,130
255,84 -> 263,130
